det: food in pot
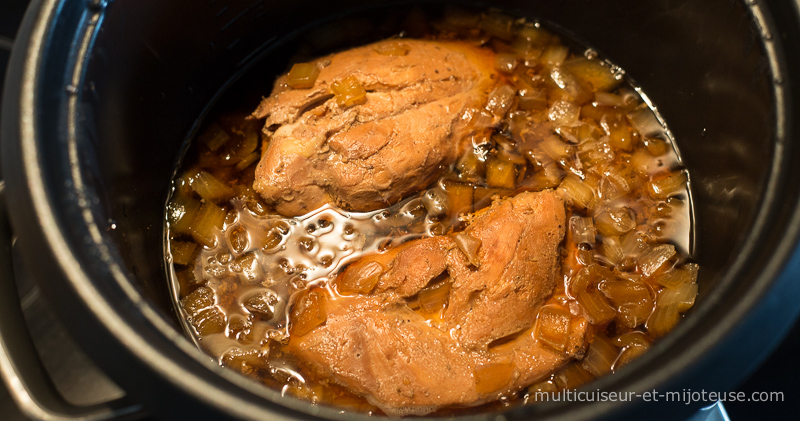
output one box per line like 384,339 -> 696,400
285,191 -> 582,415
166,7 -> 698,416
252,39 -> 499,216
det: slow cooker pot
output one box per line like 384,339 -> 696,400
2,0 -> 800,419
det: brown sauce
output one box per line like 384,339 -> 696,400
165,6 -> 697,415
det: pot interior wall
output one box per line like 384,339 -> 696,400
79,0 -> 772,371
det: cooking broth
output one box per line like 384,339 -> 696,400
165,6 -> 697,415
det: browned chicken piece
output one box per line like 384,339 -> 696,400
252,39 -> 499,216
285,191 -> 583,414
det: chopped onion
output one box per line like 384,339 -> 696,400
168,193 -> 201,235
657,282 -> 698,312
198,123 -> 231,152
558,174 -> 595,209
228,226 -> 249,254
626,107 -> 663,138
535,304 -> 572,352
594,207 -> 636,237
613,331 -> 652,349
231,252 -> 264,284
570,215 -> 596,244
422,188 -> 449,217
456,151 -> 486,183
548,98 -> 581,128
189,202 -> 226,248
191,170 -> 235,203
581,336 -> 618,376
454,232 -> 482,267
291,289 -> 328,336
554,363 -> 594,390
182,286 -> 225,335
442,180 -> 474,219
486,157 -> 516,189
598,279 -> 651,308
527,380 -> 557,401
608,120 -> 634,152
599,236 -> 623,266
605,162 -> 639,194
486,84 -> 516,118
577,289 -> 616,325
540,44 -> 569,66
516,84 -> 548,111
646,303 -> 680,338
648,170 -> 688,199
416,281 -> 452,314
540,136 -> 574,160
564,58 -> 622,93
495,53 -> 518,73
613,340 -> 650,370
286,62 -> 321,89
474,361 -> 514,394
567,266 -> 592,298
516,22 -> 551,47
638,244 -> 676,278
338,260 -> 384,294
644,136 -> 670,156
549,67 -> 592,104
175,268 -> 200,299
654,263 -> 699,289
594,92 -> 625,107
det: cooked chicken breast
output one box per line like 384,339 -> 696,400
252,39 -> 499,216
285,191 -> 584,414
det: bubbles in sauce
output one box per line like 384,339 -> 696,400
165,6 -> 697,416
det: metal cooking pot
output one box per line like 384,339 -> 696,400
2,0 -> 800,420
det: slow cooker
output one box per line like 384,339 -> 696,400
2,0 -> 800,420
